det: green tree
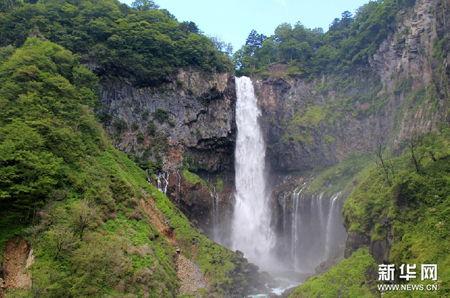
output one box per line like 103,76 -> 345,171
0,122 -> 62,214
70,200 -> 98,241
131,0 -> 159,11
44,223 -> 77,260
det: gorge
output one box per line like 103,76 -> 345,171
0,0 -> 449,297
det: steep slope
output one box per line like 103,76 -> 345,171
0,0 -> 238,247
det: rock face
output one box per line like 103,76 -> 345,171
344,232 -> 371,259
98,70 -> 236,173
97,70 -> 238,237
252,0 -> 449,175
369,0 -> 450,145
0,237 -> 34,298
253,75 -> 385,172
160,171 -> 235,243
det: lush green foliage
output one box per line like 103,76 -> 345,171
342,127 -> 450,296
0,0 -> 233,87
0,38 -> 100,216
292,128 -> 450,297
235,0 -> 415,77
291,248 -> 379,297
0,39 -> 252,297
182,168 -> 209,189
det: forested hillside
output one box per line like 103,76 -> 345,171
0,0 -> 232,87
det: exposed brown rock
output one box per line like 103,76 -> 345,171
0,237 -> 34,297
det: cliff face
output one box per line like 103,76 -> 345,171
97,70 -> 237,237
98,70 -> 236,173
253,75 -> 386,172
369,0 -> 450,144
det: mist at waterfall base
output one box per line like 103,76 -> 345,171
217,76 -> 348,293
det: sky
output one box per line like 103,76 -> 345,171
119,0 -> 371,52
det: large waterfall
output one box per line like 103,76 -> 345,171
230,77 -> 346,281
231,76 -> 275,268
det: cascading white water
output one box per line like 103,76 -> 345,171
281,188 -> 346,272
231,76 -> 274,268
176,170 -> 181,207
156,172 -> 169,195
317,192 -> 325,231
208,186 -> 220,242
291,187 -> 303,269
325,192 -> 341,256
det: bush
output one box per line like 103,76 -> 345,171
153,108 -> 168,124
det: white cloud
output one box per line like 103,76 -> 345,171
275,0 -> 286,6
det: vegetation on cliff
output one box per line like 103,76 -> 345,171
0,38 -> 258,297
305,152 -> 372,198
291,248 -> 379,297
343,128 -> 450,295
291,127 -> 450,297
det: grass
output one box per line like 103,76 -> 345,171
305,152 -> 373,198
291,248 -> 379,298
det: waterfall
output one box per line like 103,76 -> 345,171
156,172 -> 169,195
281,193 -> 288,234
325,192 -> 341,256
284,188 -> 346,272
208,186 -> 220,242
231,76 -> 274,268
291,187 -> 304,270
177,170 -> 181,207
317,192 -> 324,230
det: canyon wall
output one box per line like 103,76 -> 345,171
255,0 -> 449,173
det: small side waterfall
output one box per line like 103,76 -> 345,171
317,192 -> 324,231
291,186 -> 304,267
325,192 -> 341,257
176,170 -> 181,207
231,76 -> 274,268
156,172 -> 169,195
208,186 -> 220,242
281,189 -> 347,272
